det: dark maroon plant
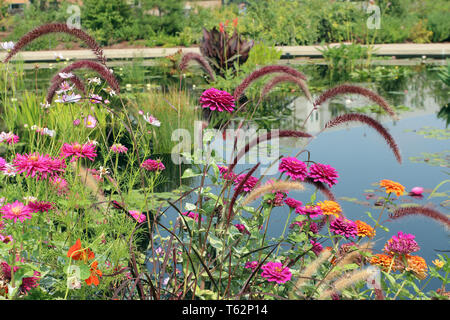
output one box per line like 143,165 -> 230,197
259,74 -> 312,102
46,74 -> 86,104
50,60 -> 120,93
389,206 -> 450,229
2,23 -> 107,65
324,113 -> 402,164
179,52 -> 216,82
313,84 -> 398,120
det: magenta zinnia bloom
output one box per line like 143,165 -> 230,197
289,220 -> 319,234
234,223 -> 250,235
278,157 -> 308,181
181,211 -> 203,222
383,231 -> 420,255
50,176 -> 69,195
110,143 -> 128,154
0,261 -> 40,294
129,210 -> 146,223
261,262 -> 292,284
0,157 -> 6,171
13,152 -> 66,180
308,163 -> 339,188
295,205 -> 323,218
330,217 -> 358,239
1,200 -> 33,223
310,239 -> 323,256
284,197 -> 303,209
199,88 -> 235,113
28,201 -> 55,213
218,165 -> 236,180
60,142 -> 97,162
244,261 -> 259,271
233,174 -> 259,193
141,159 -> 165,172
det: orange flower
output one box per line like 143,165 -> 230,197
369,254 -> 404,272
67,239 -> 95,262
233,17 -> 238,28
317,200 -> 342,218
379,179 -> 405,197
85,261 -> 102,286
405,255 -> 427,280
355,220 -> 376,238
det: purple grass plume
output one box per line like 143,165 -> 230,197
324,113 -> 402,164
260,74 -> 312,102
46,74 -> 86,104
313,84 -> 398,120
2,23 -> 107,65
390,206 -> 450,229
179,52 -> 216,82
233,65 -> 307,101
50,60 -> 120,93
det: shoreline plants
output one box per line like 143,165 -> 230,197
0,23 -> 448,300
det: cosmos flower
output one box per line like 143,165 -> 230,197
379,179 -> 405,197
278,157 -> 308,181
199,88 -> 235,113
0,200 -> 33,223
383,231 -> 420,256
55,81 -> 73,94
1,41 -> 15,51
110,143 -> 128,154
0,131 -> 19,145
89,94 -> 102,104
129,210 -> 146,223
143,113 -> 161,127
260,262 -> 292,284
84,115 -> 97,128
60,142 -> 97,162
55,93 -> 81,103
308,163 -> 339,188
330,217 -> 358,239
58,72 -> 74,79
141,159 -> 165,172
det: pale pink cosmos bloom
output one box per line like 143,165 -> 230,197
84,115 -> 97,128
0,131 -> 19,145
1,200 -> 33,223
3,163 -> 16,177
89,94 -> 102,104
58,72 -> 73,79
56,81 -> 73,94
410,187 -> 424,196
110,143 -> 128,154
143,113 -> 161,127
129,210 -> 146,223
60,142 -> 97,162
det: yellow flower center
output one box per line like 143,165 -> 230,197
11,206 -> 22,215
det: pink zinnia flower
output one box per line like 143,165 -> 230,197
260,262 -> 292,284
218,165 -> 236,180
289,220 -> 319,234
310,239 -> 323,255
60,142 -> 97,162
234,223 -> 250,235
1,200 -> 33,223
110,143 -> 128,154
0,261 -> 40,294
141,159 -> 165,172
129,210 -> 146,223
383,231 -> 420,255
330,217 -> 358,239
50,176 -> 69,195
410,187 -> 424,196
266,192 -> 286,207
84,115 -> 97,128
308,163 -> 339,188
28,201 -> 55,213
181,211 -> 202,222
0,157 -> 6,171
278,157 -> 308,181
284,197 -> 303,209
13,152 -> 66,180
233,174 -> 259,193
0,131 -> 19,145
199,88 -> 235,113
244,261 -> 259,271
295,205 -> 323,218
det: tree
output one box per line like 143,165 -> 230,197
141,0 -> 185,35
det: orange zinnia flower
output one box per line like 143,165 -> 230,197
317,200 -> 342,218
405,255 -> 427,280
369,254 -> 404,272
67,239 -> 95,262
379,179 -> 405,197
355,220 -> 376,238
85,261 -> 102,286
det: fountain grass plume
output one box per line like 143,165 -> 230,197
318,268 -> 375,300
227,163 -> 260,225
179,52 -> 215,82
303,177 -> 337,202
46,74 -> 86,104
50,60 -> 120,93
389,206 -> 450,229
260,74 -> 312,102
293,248 -> 332,295
233,65 -> 307,101
313,84 -> 398,120
241,180 -> 305,206
2,23 -> 107,65
324,113 -> 402,164
228,130 -> 312,174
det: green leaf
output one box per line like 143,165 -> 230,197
208,234 -> 224,251
181,168 -> 203,179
